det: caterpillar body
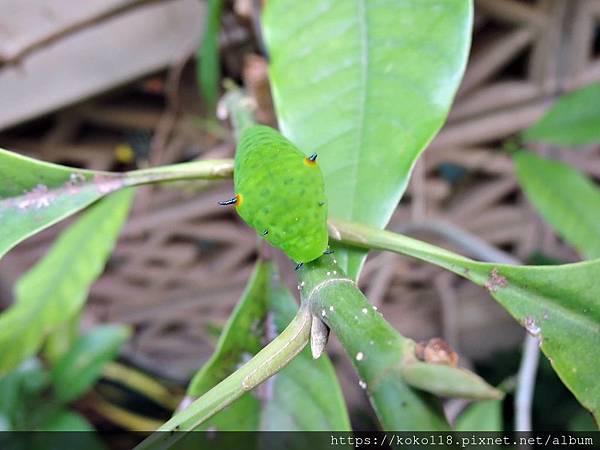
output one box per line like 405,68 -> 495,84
220,125 -> 329,263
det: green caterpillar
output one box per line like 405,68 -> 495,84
219,125 -> 329,265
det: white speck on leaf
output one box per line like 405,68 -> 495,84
359,380 -> 367,389
15,184 -> 55,210
523,316 -> 541,337
321,309 -> 326,317
94,174 -> 125,195
356,352 -> 364,361
361,308 -> 368,314
329,305 -> 334,312
70,173 -> 85,183
372,305 -> 378,311
65,173 -> 85,194
484,267 -> 508,293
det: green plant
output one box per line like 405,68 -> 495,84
0,192 -> 132,438
0,1 -> 599,447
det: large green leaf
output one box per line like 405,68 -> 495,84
51,324 -> 132,403
263,0 -> 473,278
523,82 -> 600,146
0,189 -> 134,374
330,219 -> 600,424
0,148 -> 233,260
185,261 -> 350,431
298,256 -> 501,431
514,151 -> 600,259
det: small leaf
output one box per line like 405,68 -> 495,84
0,148 -> 233,260
523,82 -> 600,146
0,189 -> 134,374
197,0 -> 224,107
330,219 -> 600,423
51,324 -> 132,403
401,358 -> 503,401
34,411 -> 108,450
455,400 -> 502,431
263,0 -> 473,278
37,410 -> 96,431
0,358 -> 50,430
515,151 -> 600,259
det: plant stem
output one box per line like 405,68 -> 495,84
126,159 -> 234,185
330,217 -> 540,430
397,219 -> 520,265
516,334 -> 539,431
134,303 -> 311,450
400,219 -> 539,431
327,218 -> 476,275
220,84 -> 257,139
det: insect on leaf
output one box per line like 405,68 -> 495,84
263,0 -> 473,278
232,126 -> 329,263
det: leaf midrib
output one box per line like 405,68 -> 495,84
349,0 -> 369,221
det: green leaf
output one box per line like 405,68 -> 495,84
186,262 -> 269,430
0,189 -> 134,374
51,324 -> 132,403
43,314 -> 81,365
185,261 -> 350,431
0,148 -> 233,260
400,359 -> 503,401
0,358 -> 50,430
197,0 -> 224,107
37,410 -> 96,431
514,151 -> 600,259
523,82 -> 600,146
262,280 -> 350,431
454,400 -> 502,431
35,411 -> 108,450
330,219 -> 600,424
263,0 -> 473,278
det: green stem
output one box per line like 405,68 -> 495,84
134,303 -> 311,450
125,159 -> 233,185
297,256 -> 450,430
221,84 -> 257,139
328,218 -> 485,283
